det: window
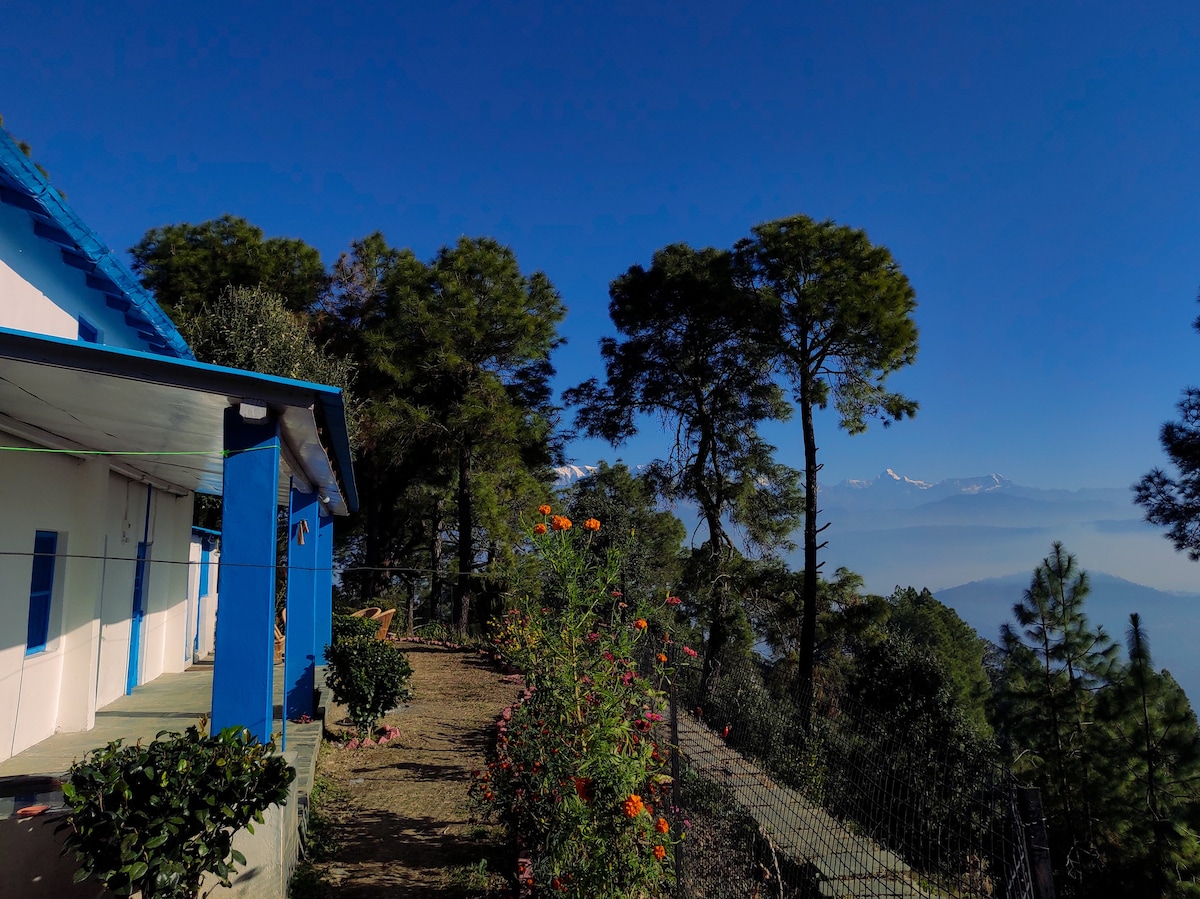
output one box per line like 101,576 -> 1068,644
26,531 -> 58,653
77,316 -> 99,344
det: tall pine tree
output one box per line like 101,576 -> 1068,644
995,542 -> 1118,895
1096,614 -> 1200,898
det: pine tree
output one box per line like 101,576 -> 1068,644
1096,614 -> 1200,898
995,542 -> 1118,894
566,243 -> 802,693
733,215 -> 919,698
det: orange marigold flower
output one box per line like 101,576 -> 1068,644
550,515 -> 572,531
653,845 -> 667,861
533,523 -> 548,535
657,652 -> 668,664
634,618 -> 648,630
583,517 -> 601,531
538,504 -> 552,515
622,794 -> 645,818
655,816 -> 669,834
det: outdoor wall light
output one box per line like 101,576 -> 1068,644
238,399 -> 269,423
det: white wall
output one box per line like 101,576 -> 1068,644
0,439 -> 80,760
0,435 -> 196,764
185,536 -> 220,664
0,255 -> 76,338
94,480 -> 195,711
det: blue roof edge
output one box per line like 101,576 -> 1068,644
0,129 -> 194,360
316,391 -> 359,514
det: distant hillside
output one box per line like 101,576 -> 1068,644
558,460 -> 1200,614
936,571 -> 1200,704
813,469 -> 1199,596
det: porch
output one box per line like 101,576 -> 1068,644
0,661 -> 327,899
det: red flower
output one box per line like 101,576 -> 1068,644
666,595 -> 682,606
573,777 -> 595,803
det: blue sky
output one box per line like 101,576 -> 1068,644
4,1 -> 1200,491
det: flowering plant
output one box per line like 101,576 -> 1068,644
474,506 -> 680,897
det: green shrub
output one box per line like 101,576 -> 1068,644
323,637 -> 413,734
58,722 -> 295,899
331,613 -> 379,643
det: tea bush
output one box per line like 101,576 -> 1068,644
59,722 -> 294,899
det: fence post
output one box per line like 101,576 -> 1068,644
1017,787 -> 1056,899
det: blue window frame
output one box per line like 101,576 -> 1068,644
27,531 -> 57,653
77,317 -> 99,343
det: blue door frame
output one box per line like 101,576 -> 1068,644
126,486 -> 153,695
126,540 -> 149,694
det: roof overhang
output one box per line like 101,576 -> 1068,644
0,327 -> 357,515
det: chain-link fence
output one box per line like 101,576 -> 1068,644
651,647 -> 1048,899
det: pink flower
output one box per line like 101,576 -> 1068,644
666,595 -> 682,606
587,632 -> 601,642
602,651 -> 615,661
682,645 -> 698,658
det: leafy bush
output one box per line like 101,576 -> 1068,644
323,636 -> 413,734
58,722 -> 295,899
331,613 -> 379,643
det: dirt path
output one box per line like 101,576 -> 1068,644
310,643 -> 521,898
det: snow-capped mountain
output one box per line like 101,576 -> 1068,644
813,469 -> 1197,600
823,471 -> 1026,510
554,463 -> 649,487
554,464 -> 600,486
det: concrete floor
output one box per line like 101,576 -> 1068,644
0,660 -> 324,799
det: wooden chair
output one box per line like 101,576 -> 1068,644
371,608 -> 396,641
350,607 -> 381,619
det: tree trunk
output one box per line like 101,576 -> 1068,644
698,506 -> 729,702
361,472 -> 383,604
454,445 -> 472,637
428,500 -> 444,625
797,374 -> 820,702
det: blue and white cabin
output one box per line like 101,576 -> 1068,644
0,128 -> 356,764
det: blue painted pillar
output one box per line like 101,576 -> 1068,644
211,406 -> 280,742
315,509 -> 334,666
285,483 -> 319,719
